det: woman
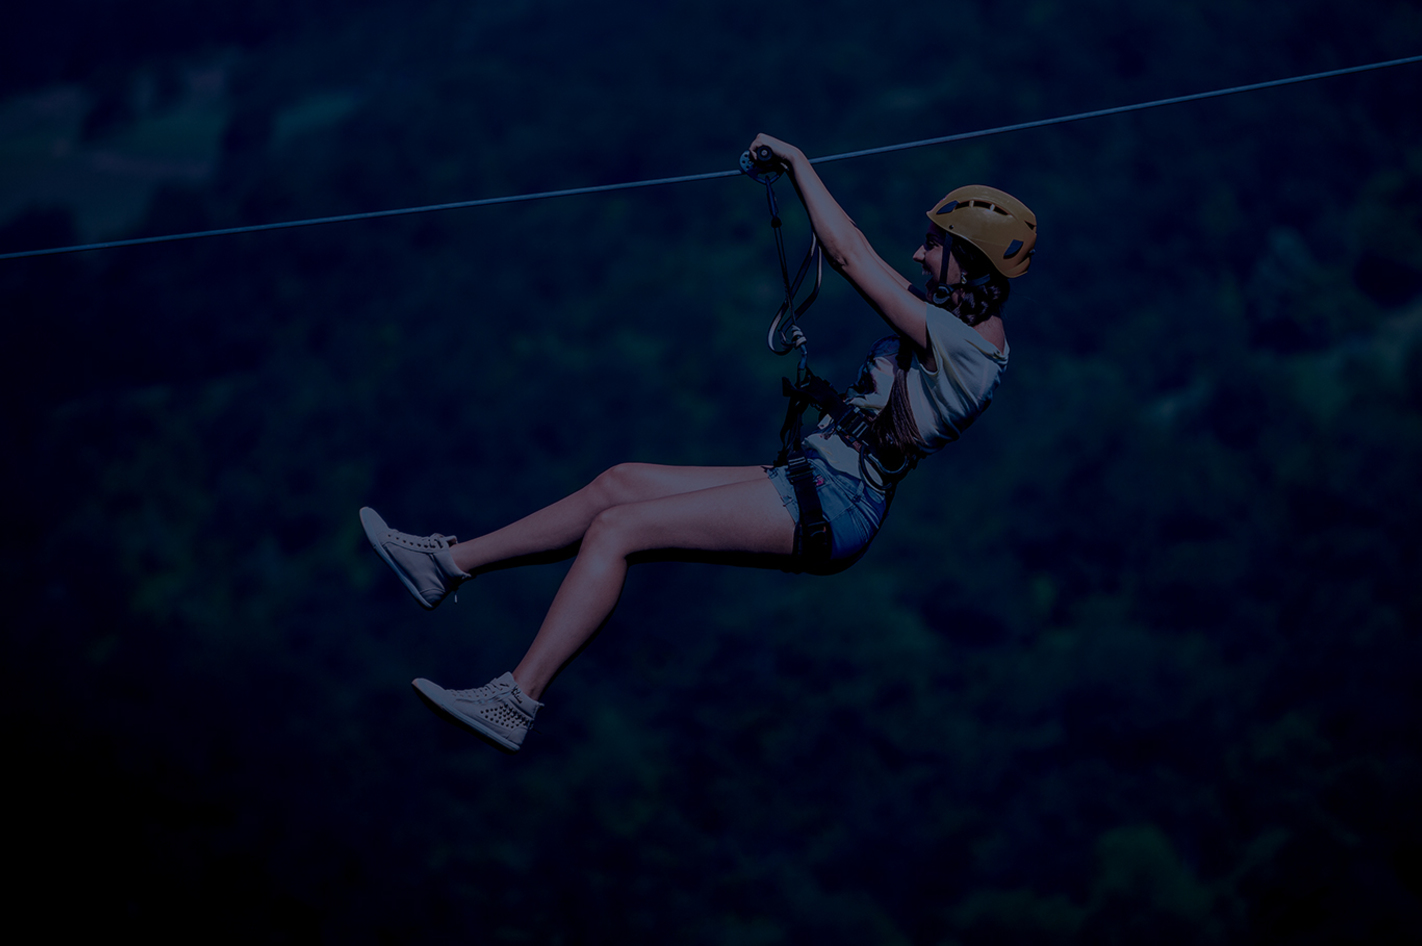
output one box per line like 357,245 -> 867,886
360,134 -> 1037,752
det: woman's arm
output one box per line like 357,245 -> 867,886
748,134 -> 931,351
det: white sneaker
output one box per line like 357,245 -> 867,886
412,672 -> 542,752
360,507 -> 470,610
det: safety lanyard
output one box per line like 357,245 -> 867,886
740,148 -> 822,381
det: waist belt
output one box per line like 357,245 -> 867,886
779,374 -> 917,479
774,370 -> 916,572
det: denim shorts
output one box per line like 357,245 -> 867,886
766,453 -> 890,570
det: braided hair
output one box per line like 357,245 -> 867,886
867,237 -> 1011,460
944,237 -> 1011,327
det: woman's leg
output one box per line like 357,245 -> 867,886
511,475 -> 795,699
449,462 -> 769,574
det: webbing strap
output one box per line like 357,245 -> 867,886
793,375 -> 873,447
778,368 -> 919,493
778,372 -> 879,459
747,160 -> 823,358
784,450 -> 832,570
777,376 -> 814,465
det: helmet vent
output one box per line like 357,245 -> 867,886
927,185 -> 1036,278
957,199 -> 1009,215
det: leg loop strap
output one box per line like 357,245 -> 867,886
784,450 -> 832,572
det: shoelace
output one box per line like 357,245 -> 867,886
386,530 -> 453,550
453,681 -> 511,702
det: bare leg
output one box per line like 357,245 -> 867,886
449,462 -> 769,574
512,475 -> 795,699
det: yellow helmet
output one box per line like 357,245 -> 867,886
926,185 -> 1037,278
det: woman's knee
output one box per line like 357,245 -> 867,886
588,462 -> 658,508
582,503 -> 645,556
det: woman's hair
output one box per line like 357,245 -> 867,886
947,237 -> 1011,326
869,346 -> 925,464
866,237 -> 1012,461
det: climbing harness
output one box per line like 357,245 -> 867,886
741,145 -> 832,570
770,367 -> 922,573
741,146 -> 920,572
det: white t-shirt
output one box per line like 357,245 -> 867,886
802,303 -> 1009,481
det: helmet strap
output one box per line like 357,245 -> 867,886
930,234 -> 955,307
930,235 -> 994,308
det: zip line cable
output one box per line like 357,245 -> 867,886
3,53 -> 1419,262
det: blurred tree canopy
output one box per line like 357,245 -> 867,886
2,1 -> 1420,942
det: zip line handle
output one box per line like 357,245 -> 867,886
739,147 -> 782,185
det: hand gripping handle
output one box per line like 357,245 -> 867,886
739,145 -> 781,184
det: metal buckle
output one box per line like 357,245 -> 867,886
837,410 -> 870,443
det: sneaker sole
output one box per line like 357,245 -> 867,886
411,678 -> 523,753
360,506 -> 438,611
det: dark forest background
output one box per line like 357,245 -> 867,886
2,1 -> 1421,942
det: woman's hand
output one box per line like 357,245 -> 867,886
744,133 -> 932,351
747,134 -> 805,173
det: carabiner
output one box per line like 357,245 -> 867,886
739,147 -> 782,186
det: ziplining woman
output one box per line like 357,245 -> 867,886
360,133 -> 1037,752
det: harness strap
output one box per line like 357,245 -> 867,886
779,371 -> 909,472
773,368 -> 922,572
776,376 -> 814,465
784,450 -> 832,570
791,374 -> 874,451
774,372 -> 834,572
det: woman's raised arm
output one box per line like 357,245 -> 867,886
747,134 -> 931,350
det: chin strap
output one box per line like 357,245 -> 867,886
931,234 -> 955,307
930,234 -> 991,308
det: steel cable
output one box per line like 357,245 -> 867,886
2,54 -> 1419,262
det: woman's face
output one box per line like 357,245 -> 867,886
913,224 -> 962,288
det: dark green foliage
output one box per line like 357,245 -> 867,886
2,1 -> 1421,942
